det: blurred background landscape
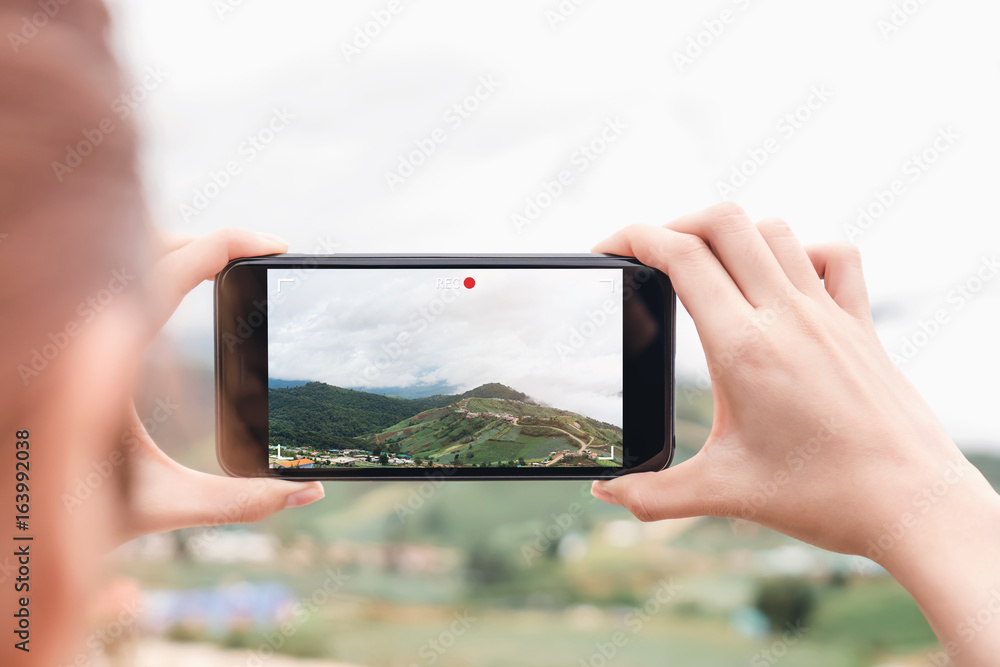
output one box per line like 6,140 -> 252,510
89,369 -> 998,667
84,0 -> 1000,664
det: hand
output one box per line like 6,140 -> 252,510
120,228 -> 324,543
589,203 -> 1000,662
591,202 -> 989,552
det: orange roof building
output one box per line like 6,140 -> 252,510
273,459 -> 314,469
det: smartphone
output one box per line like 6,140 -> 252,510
215,254 -> 675,480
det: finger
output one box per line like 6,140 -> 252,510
591,455 -> 710,522
155,230 -> 199,255
593,224 -> 752,349
129,452 -> 324,539
150,227 -> 287,329
805,243 -> 872,320
665,202 -> 793,307
168,470 -> 324,528
755,218 -> 827,300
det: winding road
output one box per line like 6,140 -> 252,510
538,426 -> 595,466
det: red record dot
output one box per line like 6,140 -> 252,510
464,277 -> 476,289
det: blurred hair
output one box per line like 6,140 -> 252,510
0,0 -> 151,559
0,0 -> 151,370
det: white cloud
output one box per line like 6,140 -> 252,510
267,268 -> 624,425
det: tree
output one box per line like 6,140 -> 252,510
754,578 -> 816,633
517,458 -> 526,467
378,452 -> 389,466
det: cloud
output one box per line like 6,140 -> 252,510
268,267 -> 623,425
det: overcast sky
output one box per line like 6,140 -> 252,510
268,268 -> 624,425
108,0 -> 999,450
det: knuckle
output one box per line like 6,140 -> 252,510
216,226 -> 245,245
708,201 -> 748,220
791,308 -> 825,341
706,202 -> 751,231
828,241 -> 862,264
671,233 -> 710,264
630,226 -> 670,267
782,297 -> 830,345
756,217 -> 794,239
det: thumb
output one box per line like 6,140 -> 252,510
150,227 -> 289,331
591,455 -> 710,522
128,456 -> 325,540
176,472 -> 325,527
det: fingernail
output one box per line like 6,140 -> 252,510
591,481 -> 620,505
256,231 -> 289,246
284,483 -> 324,508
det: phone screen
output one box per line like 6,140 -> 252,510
265,267 -> 626,471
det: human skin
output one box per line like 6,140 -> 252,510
590,204 -> 1000,664
0,2 -> 322,664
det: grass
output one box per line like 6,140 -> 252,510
498,425 -> 522,441
318,604 -> 864,667
518,435 -> 567,460
465,440 -> 532,465
367,395 -> 624,469
379,408 -> 450,436
810,578 -> 938,652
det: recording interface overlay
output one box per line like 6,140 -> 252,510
265,268 -> 624,471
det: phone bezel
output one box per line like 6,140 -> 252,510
215,254 -> 675,480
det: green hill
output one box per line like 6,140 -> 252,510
268,380 -> 624,467
269,381 -> 543,451
456,382 -> 533,403
268,382 -> 455,449
374,397 -> 622,467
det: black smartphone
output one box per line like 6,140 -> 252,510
215,254 -> 675,480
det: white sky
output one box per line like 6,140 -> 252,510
106,0 -> 1000,450
267,268 -> 624,426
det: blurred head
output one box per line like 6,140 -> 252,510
0,0 -> 151,662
